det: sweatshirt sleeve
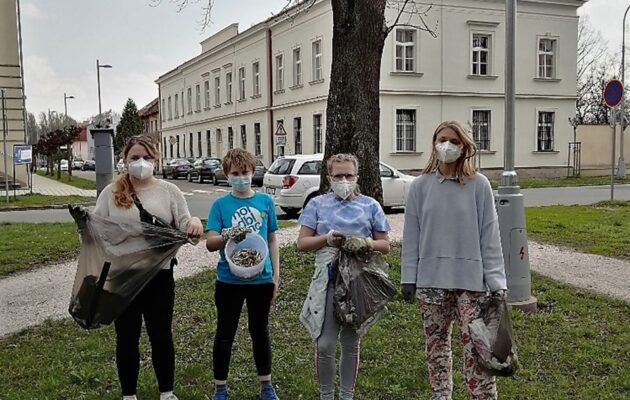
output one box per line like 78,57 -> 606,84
169,183 -> 192,232
401,179 -> 421,285
479,179 -> 507,291
92,184 -> 112,217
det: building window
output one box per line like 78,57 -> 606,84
240,125 -> 247,149
254,123 -> 261,156
472,33 -> 490,76
214,76 -> 221,106
312,40 -> 322,81
189,132 -> 194,157
276,54 -> 284,91
472,110 -> 491,151
538,38 -> 557,79
313,114 -> 323,153
197,131 -> 202,157
176,135 -> 180,157
226,72 -> 232,103
228,127 -> 234,149
161,99 -> 166,122
204,80 -> 210,108
163,137 -> 167,156
238,67 -> 246,100
181,90 -> 184,115
396,109 -> 416,152
167,96 -> 172,120
195,84 -> 201,112
174,94 -> 179,118
293,47 -> 302,86
294,117 -> 302,154
216,128 -> 222,153
187,88 -> 192,114
395,29 -> 415,72
206,130 -> 212,156
537,111 -> 555,151
253,62 -> 260,97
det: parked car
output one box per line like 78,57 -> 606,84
253,158 -> 267,187
212,165 -> 228,186
188,158 -> 221,183
60,159 -> 69,171
72,159 -> 84,170
262,154 -> 414,217
162,159 -> 192,179
81,160 -> 95,171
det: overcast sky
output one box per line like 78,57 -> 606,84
19,0 -> 622,122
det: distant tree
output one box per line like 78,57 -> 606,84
114,99 -> 143,157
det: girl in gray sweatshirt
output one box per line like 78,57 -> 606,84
401,121 -> 507,400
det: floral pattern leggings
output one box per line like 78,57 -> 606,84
420,290 -> 497,400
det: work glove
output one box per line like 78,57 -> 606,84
68,204 -> 89,235
326,230 -> 346,247
342,236 -> 374,254
221,226 -> 251,244
401,284 -> 416,303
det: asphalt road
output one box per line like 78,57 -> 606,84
2,171 -> 630,223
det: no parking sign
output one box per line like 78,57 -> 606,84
604,80 -> 623,108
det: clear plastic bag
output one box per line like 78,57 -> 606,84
68,206 -> 189,329
469,297 -> 519,377
332,245 -> 397,336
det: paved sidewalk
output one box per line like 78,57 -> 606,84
20,173 -> 97,197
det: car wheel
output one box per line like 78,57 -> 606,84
198,174 -> 203,184
187,173 -> 192,182
213,175 -> 218,185
280,207 -> 300,218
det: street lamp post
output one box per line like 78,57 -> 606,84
63,92 -> 74,117
96,59 -> 112,120
619,6 -> 630,179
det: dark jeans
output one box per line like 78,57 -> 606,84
114,269 -> 175,396
213,281 -> 275,380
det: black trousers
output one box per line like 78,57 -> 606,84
114,269 -> 175,396
213,281 -> 275,380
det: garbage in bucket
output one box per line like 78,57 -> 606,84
225,232 -> 268,280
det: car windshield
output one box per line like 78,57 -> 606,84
267,158 -> 295,175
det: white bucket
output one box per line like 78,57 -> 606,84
225,232 -> 268,280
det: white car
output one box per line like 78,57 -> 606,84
262,154 -> 415,217
60,159 -> 69,171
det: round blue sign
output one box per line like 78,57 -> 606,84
604,80 -> 623,108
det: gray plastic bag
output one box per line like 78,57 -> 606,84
68,206 -> 189,329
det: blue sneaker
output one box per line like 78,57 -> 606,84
212,386 -> 229,400
260,382 -> 280,400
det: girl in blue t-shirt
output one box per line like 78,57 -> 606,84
205,149 -> 280,400
296,153 -> 391,400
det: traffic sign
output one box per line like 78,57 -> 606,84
13,145 -> 32,165
275,122 -> 287,136
604,79 -> 624,108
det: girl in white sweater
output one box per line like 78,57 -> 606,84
401,121 -> 507,400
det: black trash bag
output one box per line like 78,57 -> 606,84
68,205 -> 189,329
332,246 -> 397,335
469,297 -> 520,377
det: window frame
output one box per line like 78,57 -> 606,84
294,117 -> 302,154
471,109 -> 492,151
312,39 -> 322,81
226,72 -> 233,104
276,54 -> 284,91
253,62 -> 260,97
204,80 -> 210,109
238,67 -> 246,100
254,122 -> 262,156
470,32 -> 492,76
187,87 -> 193,114
293,47 -> 302,87
537,36 -> 558,79
214,76 -> 221,107
394,108 -> 417,153
313,113 -> 323,154
536,110 -> 556,152
240,124 -> 247,149
395,28 -> 416,72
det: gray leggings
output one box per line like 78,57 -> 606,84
316,283 -> 360,400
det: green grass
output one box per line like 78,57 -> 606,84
0,194 -> 95,210
0,222 -> 79,277
0,245 -> 628,399
278,219 -> 298,229
36,171 -> 97,190
527,201 -> 630,259
490,175 -> 630,189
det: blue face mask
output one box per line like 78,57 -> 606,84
228,175 -> 252,192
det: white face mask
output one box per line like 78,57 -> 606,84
331,179 -> 356,200
128,158 -> 154,180
435,141 -> 462,163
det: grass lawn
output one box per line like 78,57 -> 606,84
36,170 -> 97,190
0,222 -> 79,277
490,175 -> 630,189
0,245 -> 628,399
0,194 -> 95,210
527,201 -> 630,260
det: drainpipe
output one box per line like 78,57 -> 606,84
267,27 -> 274,162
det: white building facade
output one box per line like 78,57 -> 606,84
156,0 -> 585,176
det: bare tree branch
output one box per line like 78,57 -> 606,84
385,1 -> 438,38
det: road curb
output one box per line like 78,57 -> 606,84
0,203 -> 96,213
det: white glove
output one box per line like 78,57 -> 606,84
326,230 -> 345,247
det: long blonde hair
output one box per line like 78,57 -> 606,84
113,135 -> 159,208
421,121 -> 477,184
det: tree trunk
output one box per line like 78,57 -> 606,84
67,147 -> 72,180
57,156 -> 61,180
319,0 -> 387,204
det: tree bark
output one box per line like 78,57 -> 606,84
320,0 -> 387,204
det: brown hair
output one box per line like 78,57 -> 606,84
326,153 -> 361,195
421,121 -> 477,184
113,135 -> 159,208
222,148 -> 256,174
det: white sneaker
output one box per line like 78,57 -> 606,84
160,393 -> 179,400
